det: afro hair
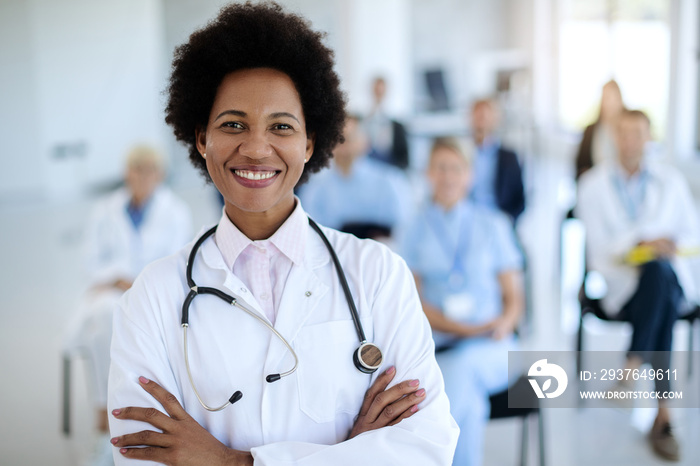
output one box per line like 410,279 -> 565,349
165,1 -> 346,185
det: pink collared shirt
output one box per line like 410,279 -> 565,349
214,201 -> 307,325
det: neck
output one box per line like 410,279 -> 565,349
130,194 -> 149,209
224,196 -> 295,241
335,157 -> 355,176
434,196 -> 461,211
474,132 -> 487,147
620,157 -> 642,177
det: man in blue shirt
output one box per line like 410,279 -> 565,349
469,99 -> 525,223
299,115 -> 412,240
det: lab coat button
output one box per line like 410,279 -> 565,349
240,287 -> 248,293
305,291 -> 312,297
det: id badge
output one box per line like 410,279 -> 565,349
443,292 -> 475,322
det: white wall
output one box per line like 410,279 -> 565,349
0,0 -> 167,202
0,0 -> 42,201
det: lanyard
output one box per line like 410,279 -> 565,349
427,202 -> 473,288
612,170 -> 648,221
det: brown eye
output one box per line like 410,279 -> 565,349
221,121 -> 244,130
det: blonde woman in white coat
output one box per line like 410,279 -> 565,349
66,145 -> 192,449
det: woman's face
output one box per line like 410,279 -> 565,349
196,68 -> 314,217
428,146 -> 471,207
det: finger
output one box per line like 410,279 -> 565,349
388,404 -> 419,426
138,376 -> 188,421
118,446 -> 167,463
366,378 -> 420,423
379,388 -> 426,426
112,430 -> 171,448
112,406 -> 176,432
358,366 -> 396,417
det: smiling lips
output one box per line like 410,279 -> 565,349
234,169 -> 277,181
231,167 -> 281,188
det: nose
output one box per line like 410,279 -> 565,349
238,130 -> 274,159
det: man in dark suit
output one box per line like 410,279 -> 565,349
365,76 -> 410,170
469,98 -> 525,223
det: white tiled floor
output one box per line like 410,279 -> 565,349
0,158 -> 698,465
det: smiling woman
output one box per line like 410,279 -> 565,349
107,2 -> 458,465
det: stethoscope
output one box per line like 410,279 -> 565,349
181,217 -> 384,412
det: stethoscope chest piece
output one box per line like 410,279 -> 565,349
354,342 -> 383,374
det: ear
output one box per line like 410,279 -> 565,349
304,133 -> 316,163
195,126 -> 207,158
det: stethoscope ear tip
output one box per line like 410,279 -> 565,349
266,373 -> 282,383
229,391 -> 243,404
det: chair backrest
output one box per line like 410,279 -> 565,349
489,375 -> 539,419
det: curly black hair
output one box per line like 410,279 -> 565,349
165,1 -> 346,185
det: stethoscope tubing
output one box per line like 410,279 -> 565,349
307,218 -> 367,344
181,217 -> 381,412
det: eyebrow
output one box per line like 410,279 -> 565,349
214,109 -> 300,124
269,112 -> 301,124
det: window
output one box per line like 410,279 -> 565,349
559,0 -> 670,138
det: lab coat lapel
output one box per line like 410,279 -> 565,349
604,168 -> 631,230
263,227 -> 330,373
639,171 -> 661,224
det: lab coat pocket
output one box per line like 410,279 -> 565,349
295,319 -> 372,424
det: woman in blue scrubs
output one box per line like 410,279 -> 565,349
400,137 -> 525,466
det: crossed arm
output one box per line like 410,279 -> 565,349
110,367 -> 426,465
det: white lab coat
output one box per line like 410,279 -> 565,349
84,186 -> 193,285
108,219 -> 459,465
576,161 -> 700,314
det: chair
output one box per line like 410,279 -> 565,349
489,375 -> 546,466
62,348 -> 88,436
576,284 -> 699,375
560,216 -> 700,375
340,222 -> 392,240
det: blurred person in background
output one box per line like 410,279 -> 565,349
299,114 -> 412,241
400,137 -> 524,466
64,145 -> 192,466
364,76 -> 410,170
468,98 -> 525,223
576,110 -> 700,462
575,79 -> 627,180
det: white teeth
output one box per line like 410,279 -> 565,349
234,170 -> 276,181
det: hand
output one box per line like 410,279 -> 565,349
113,278 -> 134,291
490,315 -> 517,340
347,366 -> 425,439
111,377 -> 252,466
640,238 -> 677,258
93,278 -> 133,293
457,321 -> 497,338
